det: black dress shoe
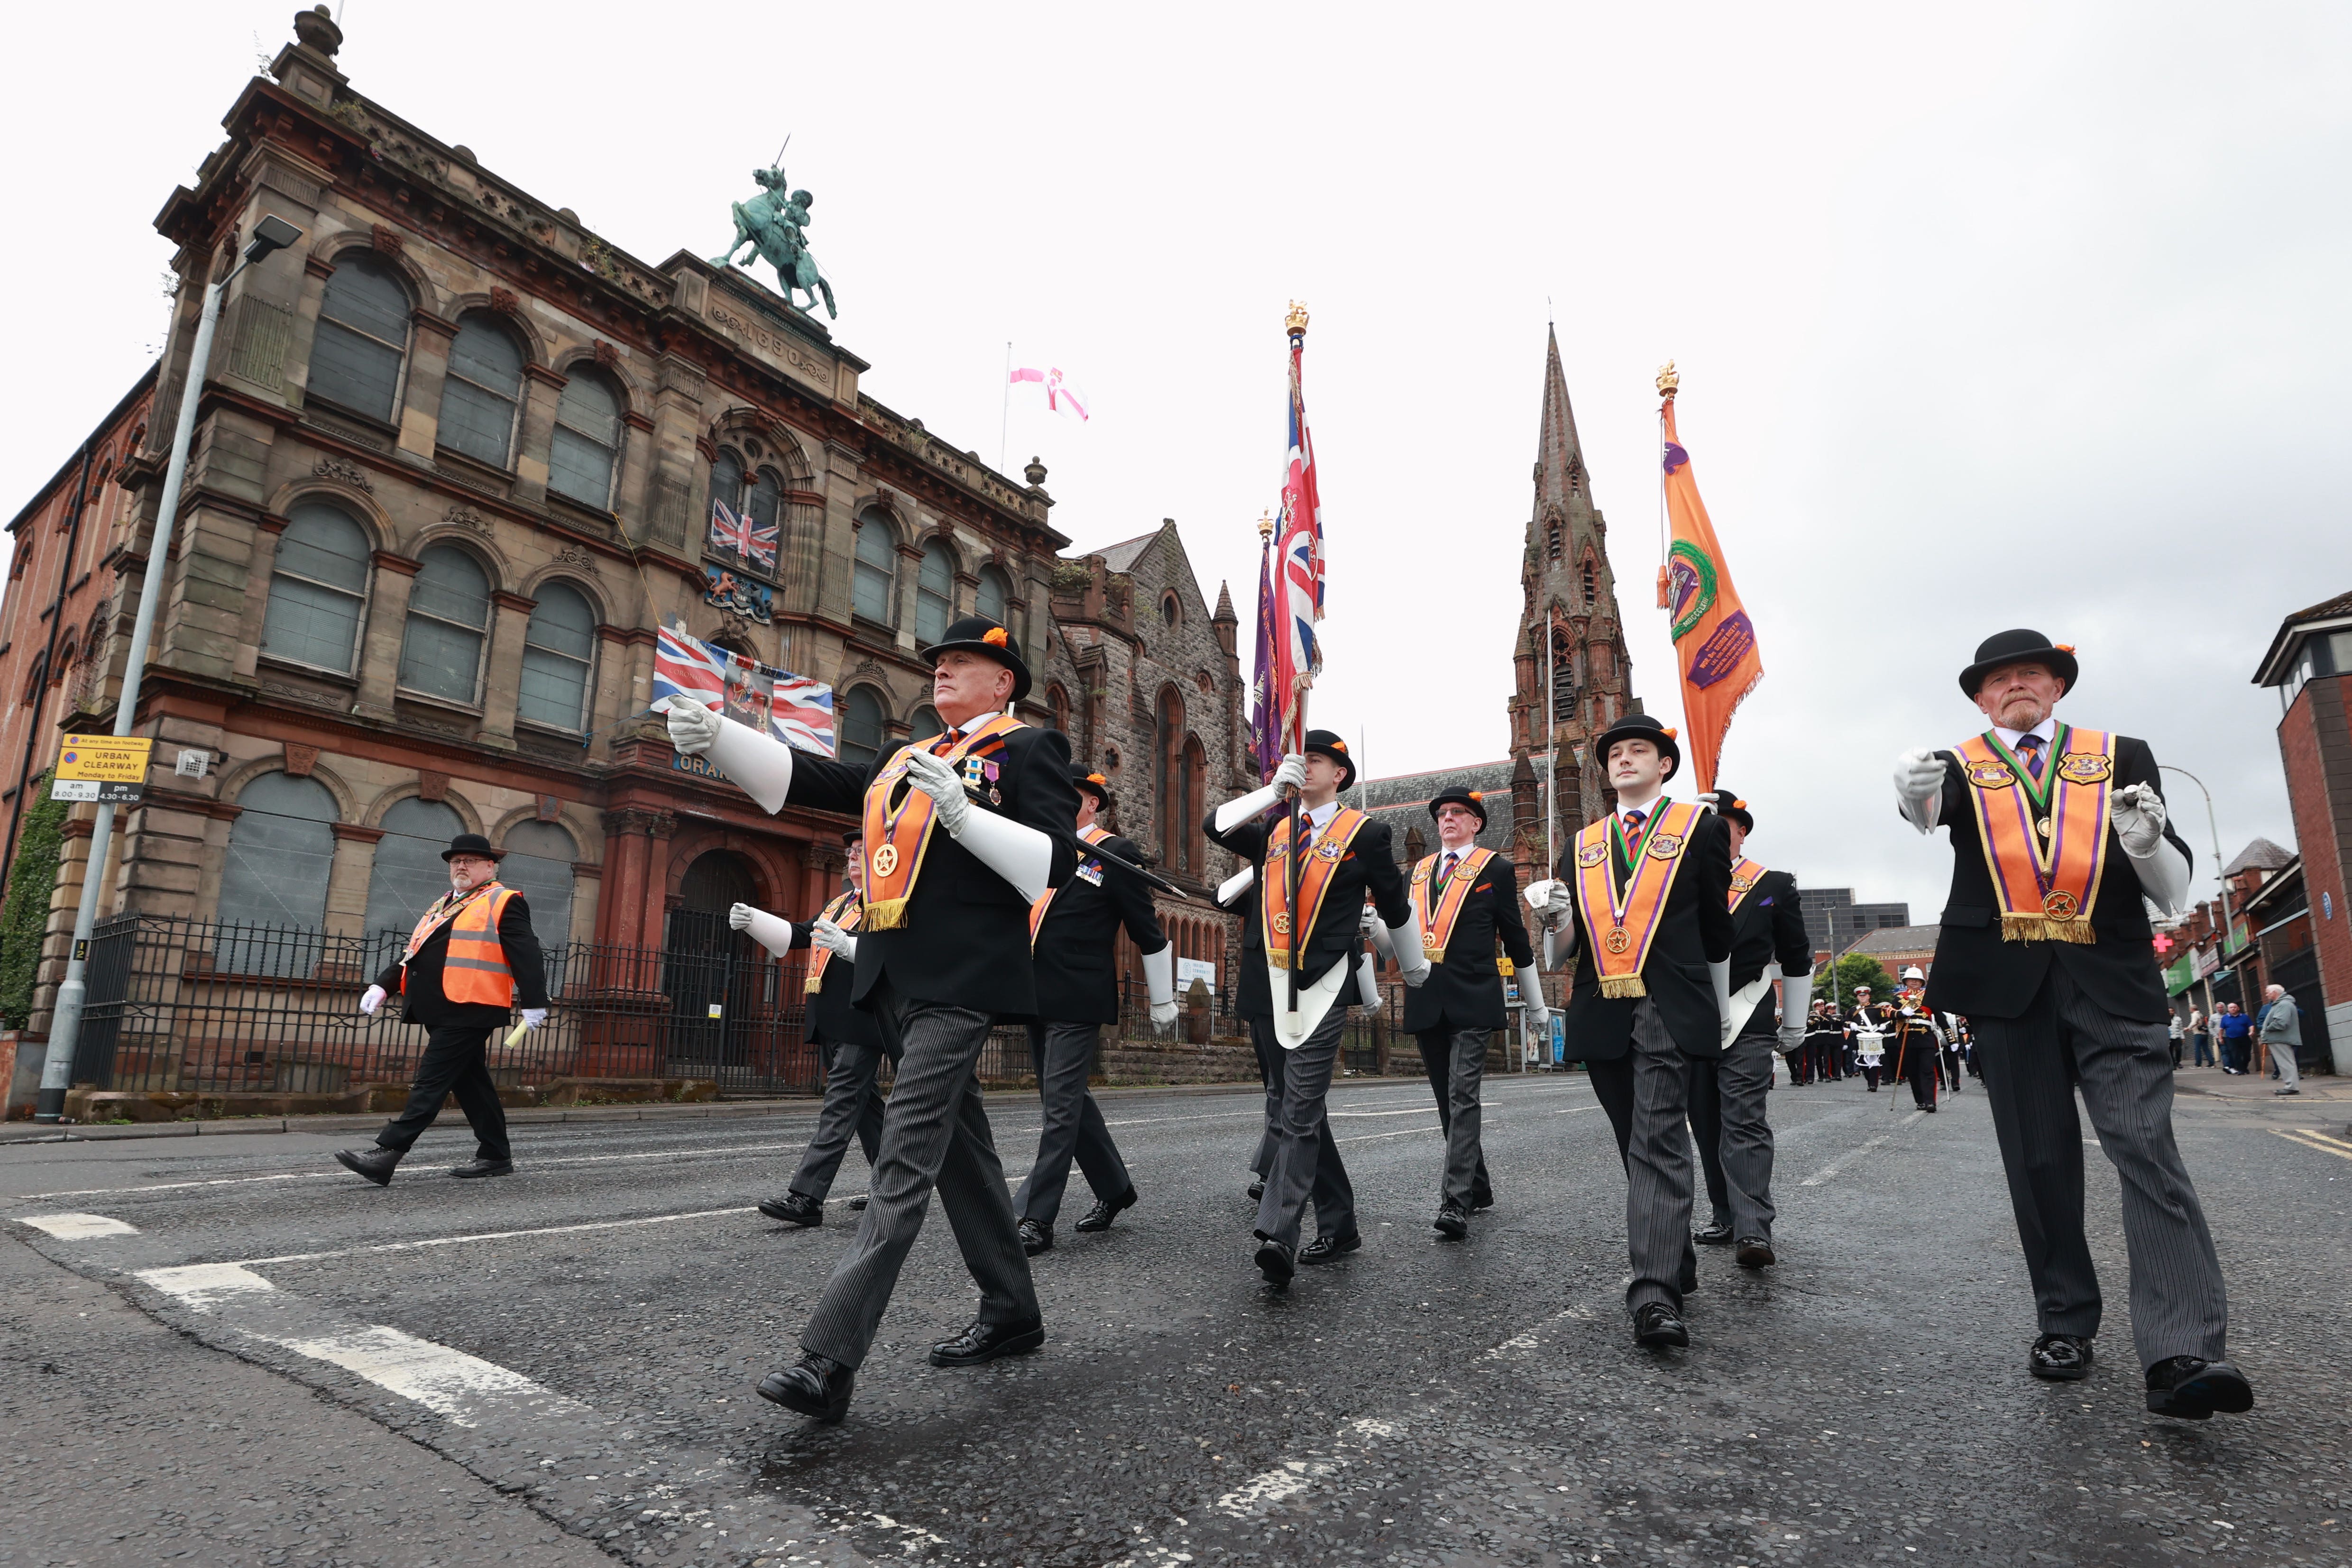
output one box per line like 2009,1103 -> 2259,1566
335,1147 -> 401,1186
1254,1236 -> 1296,1284
1018,1218 -> 1053,1256
2145,1356 -> 2254,1420
1433,1203 -> 1469,1240
1923,1103 -> 1938,1112
929,1316 -> 1046,1367
450,1157 -> 514,1178
1633,1302 -> 1689,1348
1247,1178 -> 1266,1202
847,1194 -> 868,1210
1736,1237 -> 1777,1268
758,1192 -> 824,1227
1074,1186 -> 1137,1232
1470,1192 -> 1494,1213
756,1353 -> 854,1422
2029,1333 -> 2095,1382
1694,1219 -> 1735,1246
1299,1231 -> 1361,1265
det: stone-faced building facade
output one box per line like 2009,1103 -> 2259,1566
0,8 -> 1241,1033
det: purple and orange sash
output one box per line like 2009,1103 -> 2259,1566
1727,856 -> 1767,915
803,890 -> 863,993
1263,807 -> 1369,967
860,713 -> 1027,930
1571,799 -> 1705,998
1028,824 -> 1112,946
1413,845 -> 1494,964
1955,724 -> 2114,944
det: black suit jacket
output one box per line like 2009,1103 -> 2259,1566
1915,732 -> 2187,1023
1553,807 -> 1736,1061
785,723 -> 1078,1018
1213,827 -> 1273,1023
375,889 -> 548,1031
1728,868 -> 1811,1038
1032,832 -> 1169,1024
786,893 -> 883,1050
1402,853 -> 1534,1034
1205,803 -> 1411,1004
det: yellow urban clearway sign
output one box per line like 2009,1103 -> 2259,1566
52,736 -> 155,803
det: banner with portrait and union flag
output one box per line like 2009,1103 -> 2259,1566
650,621 -> 835,757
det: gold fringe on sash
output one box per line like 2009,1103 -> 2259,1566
863,897 -> 911,932
1599,975 -> 1648,999
2001,914 -> 2096,944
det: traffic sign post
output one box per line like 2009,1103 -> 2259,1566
50,736 -> 155,804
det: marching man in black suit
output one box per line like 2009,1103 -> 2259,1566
336,833 -> 547,1185
1396,786 -> 1538,1239
733,830 -> 891,1226
1893,629 -> 2249,1420
1206,730 -> 1425,1286
1533,714 -> 1735,1348
668,614 -> 1077,1423
1686,789 -> 1812,1268
1012,766 -> 1178,1256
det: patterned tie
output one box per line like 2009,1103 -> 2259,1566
2015,733 -> 2045,781
1624,808 -> 1647,836
1437,850 -> 1459,889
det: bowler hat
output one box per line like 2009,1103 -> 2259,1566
1426,786 -> 1488,827
1303,728 -> 1356,791
440,832 -> 504,863
919,614 -> 1032,702
1958,629 -> 2077,698
1072,766 -> 1115,810
1594,713 -> 1681,781
1703,789 -> 1753,833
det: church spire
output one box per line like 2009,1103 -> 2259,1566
1532,323 -> 1587,526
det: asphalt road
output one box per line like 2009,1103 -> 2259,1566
5,1069 -> 2348,1568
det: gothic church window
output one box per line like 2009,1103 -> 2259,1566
398,546 -> 491,704
261,501 -> 372,675
1581,558 -> 1596,606
517,582 -> 597,732
309,253 -> 410,422
853,512 -> 897,624
916,540 -> 956,644
1550,626 -> 1576,724
437,314 -> 524,467
1546,509 -> 1563,562
550,369 -> 622,508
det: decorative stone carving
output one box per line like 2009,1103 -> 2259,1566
537,793 -> 562,822
443,503 -> 488,533
593,339 -> 619,368
282,743 -> 320,777
552,541 -> 600,575
370,223 -> 405,256
312,457 -> 373,492
488,286 -> 520,315
417,770 -> 450,802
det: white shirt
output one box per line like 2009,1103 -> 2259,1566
1992,715 -> 2058,751
943,709 -> 1001,739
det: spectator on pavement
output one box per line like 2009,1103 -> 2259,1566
2259,985 -> 2302,1097
2188,1007 -> 2212,1068
2217,1003 -> 2254,1074
2168,1011 -> 2185,1069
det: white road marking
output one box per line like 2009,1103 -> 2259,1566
232,1205 -> 757,1267
137,1262 -> 277,1305
3,1172 -> 333,1204
1336,1126 -> 1440,1145
1213,1417 -> 1395,1515
2271,1128 -> 2352,1162
14,1211 -> 138,1238
1798,1110 -> 1926,1186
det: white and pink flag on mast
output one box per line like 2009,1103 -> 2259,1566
1008,365 -> 1091,422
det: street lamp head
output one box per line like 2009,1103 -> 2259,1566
243,214 -> 304,265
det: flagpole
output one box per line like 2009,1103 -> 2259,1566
998,341 -> 1011,473
1282,309 -> 1310,1018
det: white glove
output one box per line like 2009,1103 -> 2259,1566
731,902 -> 793,957
1271,753 -> 1307,793
2110,781 -> 2167,858
1386,903 -> 1431,988
728,902 -> 756,932
1150,999 -> 1180,1035
1542,881 -> 1573,928
812,917 -> 857,959
520,1007 -> 549,1031
1710,958 -> 1735,1047
358,983 -> 386,1016
1524,997 -> 1551,1035
666,697 -> 722,756
1894,748 -> 1944,832
902,749 -> 972,835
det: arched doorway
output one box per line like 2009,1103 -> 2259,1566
679,850 -> 758,915
664,850 -> 768,1086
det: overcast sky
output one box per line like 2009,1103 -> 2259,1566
5,1 -> 2347,917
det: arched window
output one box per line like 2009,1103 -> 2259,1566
216,772 -> 340,972
549,369 -> 621,508
1545,508 -> 1563,563
398,546 -> 491,704
1580,557 -> 1597,606
915,540 -> 956,643
437,313 -> 524,467
362,797 -> 466,938
838,686 -> 886,769
1178,734 -> 1206,875
518,582 -> 596,731
262,501 -> 371,674
498,819 -> 578,954
977,565 -> 1011,626
1549,625 -> 1576,724
910,705 -> 944,743
1154,687 -> 1186,871
745,468 -> 782,545
1045,681 -> 1072,738
310,253 -> 411,422
853,511 -> 896,624
1161,593 -> 1181,629
707,448 -> 745,516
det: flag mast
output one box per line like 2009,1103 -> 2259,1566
1281,302 -> 1310,1016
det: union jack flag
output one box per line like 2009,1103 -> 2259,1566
1261,331 -> 1324,756
765,672 -> 836,756
651,624 -> 727,711
708,498 -> 778,573
649,623 -> 836,757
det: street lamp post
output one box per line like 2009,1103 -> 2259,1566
33,215 -> 303,1121
2159,764 -> 2233,1036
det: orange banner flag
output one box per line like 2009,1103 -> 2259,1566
1654,387 -> 1762,793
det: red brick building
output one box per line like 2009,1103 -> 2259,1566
2254,592 -> 2352,1072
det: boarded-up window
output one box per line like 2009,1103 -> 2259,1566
910,705 -> 944,743
261,502 -> 370,673
518,582 -> 596,731
362,797 -> 466,940
839,686 -> 886,769
498,819 -> 577,956
309,253 -> 409,422
216,772 -> 339,967
398,547 -> 490,704
977,566 -> 1011,625
853,512 -> 895,624
437,314 -> 523,467
549,371 -> 620,508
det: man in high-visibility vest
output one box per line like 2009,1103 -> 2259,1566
335,832 -> 548,1185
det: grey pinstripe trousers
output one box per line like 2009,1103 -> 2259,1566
1014,1020 -> 1131,1228
1620,1000 -> 1697,1313
799,983 -> 1038,1369
787,1036 -> 892,1203
1970,963 -> 2228,1369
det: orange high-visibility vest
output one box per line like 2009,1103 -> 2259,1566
402,885 -> 518,1006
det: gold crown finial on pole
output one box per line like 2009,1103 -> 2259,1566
1258,508 -> 1276,539
1655,360 -> 1680,400
1285,300 -> 1310,338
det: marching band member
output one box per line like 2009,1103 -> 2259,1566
1887,966 -> 1946,1112
669,614 -> 1078,1423
1205,730 -> 1424,1286
1533,714 -> 1735,1347
1893,629 -> 2248,1420
1847,988 -> 1889,1090
1012,767 -> 1177,1255
1398,787 -> 1539,1238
